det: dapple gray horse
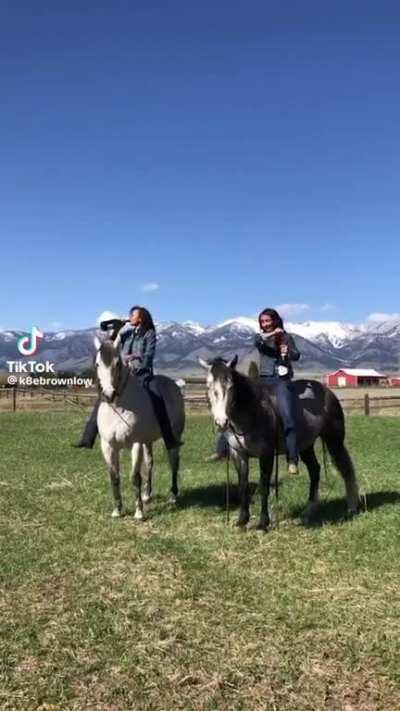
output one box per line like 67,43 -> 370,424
94,338 -> 185,520
200,356 -> 360,530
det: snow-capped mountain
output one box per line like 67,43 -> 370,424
286,321 -> 365,349
1,317 -> 399,374
213,317 -> 259,333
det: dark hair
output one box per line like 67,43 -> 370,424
137,307 -> 156,334
129,305 -> 141,314
258,308 -> 284,331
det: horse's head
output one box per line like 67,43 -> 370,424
199,355 -> 238,430
94,336 -> 122,402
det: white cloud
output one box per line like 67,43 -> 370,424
366,312 -> 400,323
141,282 -> 160,293
51,321 -> 63,331
321,303 -> 335,312
274,303 -> 310,318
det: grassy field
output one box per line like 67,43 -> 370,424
1,412 -> 400,710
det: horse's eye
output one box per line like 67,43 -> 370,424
213,389 -> 218,399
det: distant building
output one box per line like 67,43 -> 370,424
326,368 -> 387,388
390,376 -> 400,387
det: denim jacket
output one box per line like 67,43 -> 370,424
254,332 -> 300,378
116,324 -> 156,374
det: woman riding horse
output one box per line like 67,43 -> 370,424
75,306 -> 179,450
254,308 -> 300,475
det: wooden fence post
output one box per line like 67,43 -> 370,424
12,387 -> 17,412
364,393 -> 370,416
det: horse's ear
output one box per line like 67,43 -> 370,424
227,355 -> 238,370
198,358 -> 211,370
93,335 -> 101,351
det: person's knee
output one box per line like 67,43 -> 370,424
279,404 -> 296,432
277,397 -> 291,421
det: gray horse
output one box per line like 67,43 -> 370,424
94,338 -> 185,520
200,356 -> 360,530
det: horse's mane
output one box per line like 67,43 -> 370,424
210,359 -> 275,421
231,369 -> 258,409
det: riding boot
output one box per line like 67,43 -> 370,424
152,394 -> 182,450
287,461 -> 299,475
145,384 -> 182,450
73,401 -> 100,448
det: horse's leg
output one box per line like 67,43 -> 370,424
142,443 -> 154,503
167,447 -> 180,504
257,453 -> 274,530
300,445 -> 321,520
131,442 -> 144,520
100,438 -> 123,518
231,449 -> 250,528
324,437 -> 360,515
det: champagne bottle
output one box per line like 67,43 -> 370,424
276,332 -> 289,377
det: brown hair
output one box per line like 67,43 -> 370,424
258,308 -> 284,331
136,307 -> 156,334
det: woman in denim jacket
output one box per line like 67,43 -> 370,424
115,307 -> 157,382
75,306 -> 179,450
254,308 -> 300,474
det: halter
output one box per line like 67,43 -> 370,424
226,419 -> 253,441
99,355 -> 130,404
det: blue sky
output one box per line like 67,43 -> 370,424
1,1 -> 399,331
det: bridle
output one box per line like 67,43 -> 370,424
98,354 -> 130,404
209,372 -> 281,527
208,388 -> 254,449
226,417 -> 254,439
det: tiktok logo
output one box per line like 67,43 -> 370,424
17,326 -> 44,356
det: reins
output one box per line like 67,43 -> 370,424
224,416 -> 281,529
227,420 -> 253,439
225,445 -> 231,524
99,361 -> 133,428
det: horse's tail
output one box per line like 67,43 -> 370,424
321,387 -> 345,443
320,388 -> 360,513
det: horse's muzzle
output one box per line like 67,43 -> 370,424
215,418 -> 228,431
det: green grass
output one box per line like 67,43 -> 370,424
1,412 -> 400,710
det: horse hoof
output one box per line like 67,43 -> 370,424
168,494 -> 177,505
234,518 -> 249,530
134,508 -> 144,521
247,519 -> 269,532
142,493 -> 152,504
302,502 -> 319,521
111,508 -> 123,518
346,508 -> 360,520
255,521 -> 269,532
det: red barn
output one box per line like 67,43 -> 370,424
326,369 -> 387,388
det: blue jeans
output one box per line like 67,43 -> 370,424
261,376 -> 298,463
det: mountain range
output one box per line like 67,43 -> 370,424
1,317 -> 400,375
